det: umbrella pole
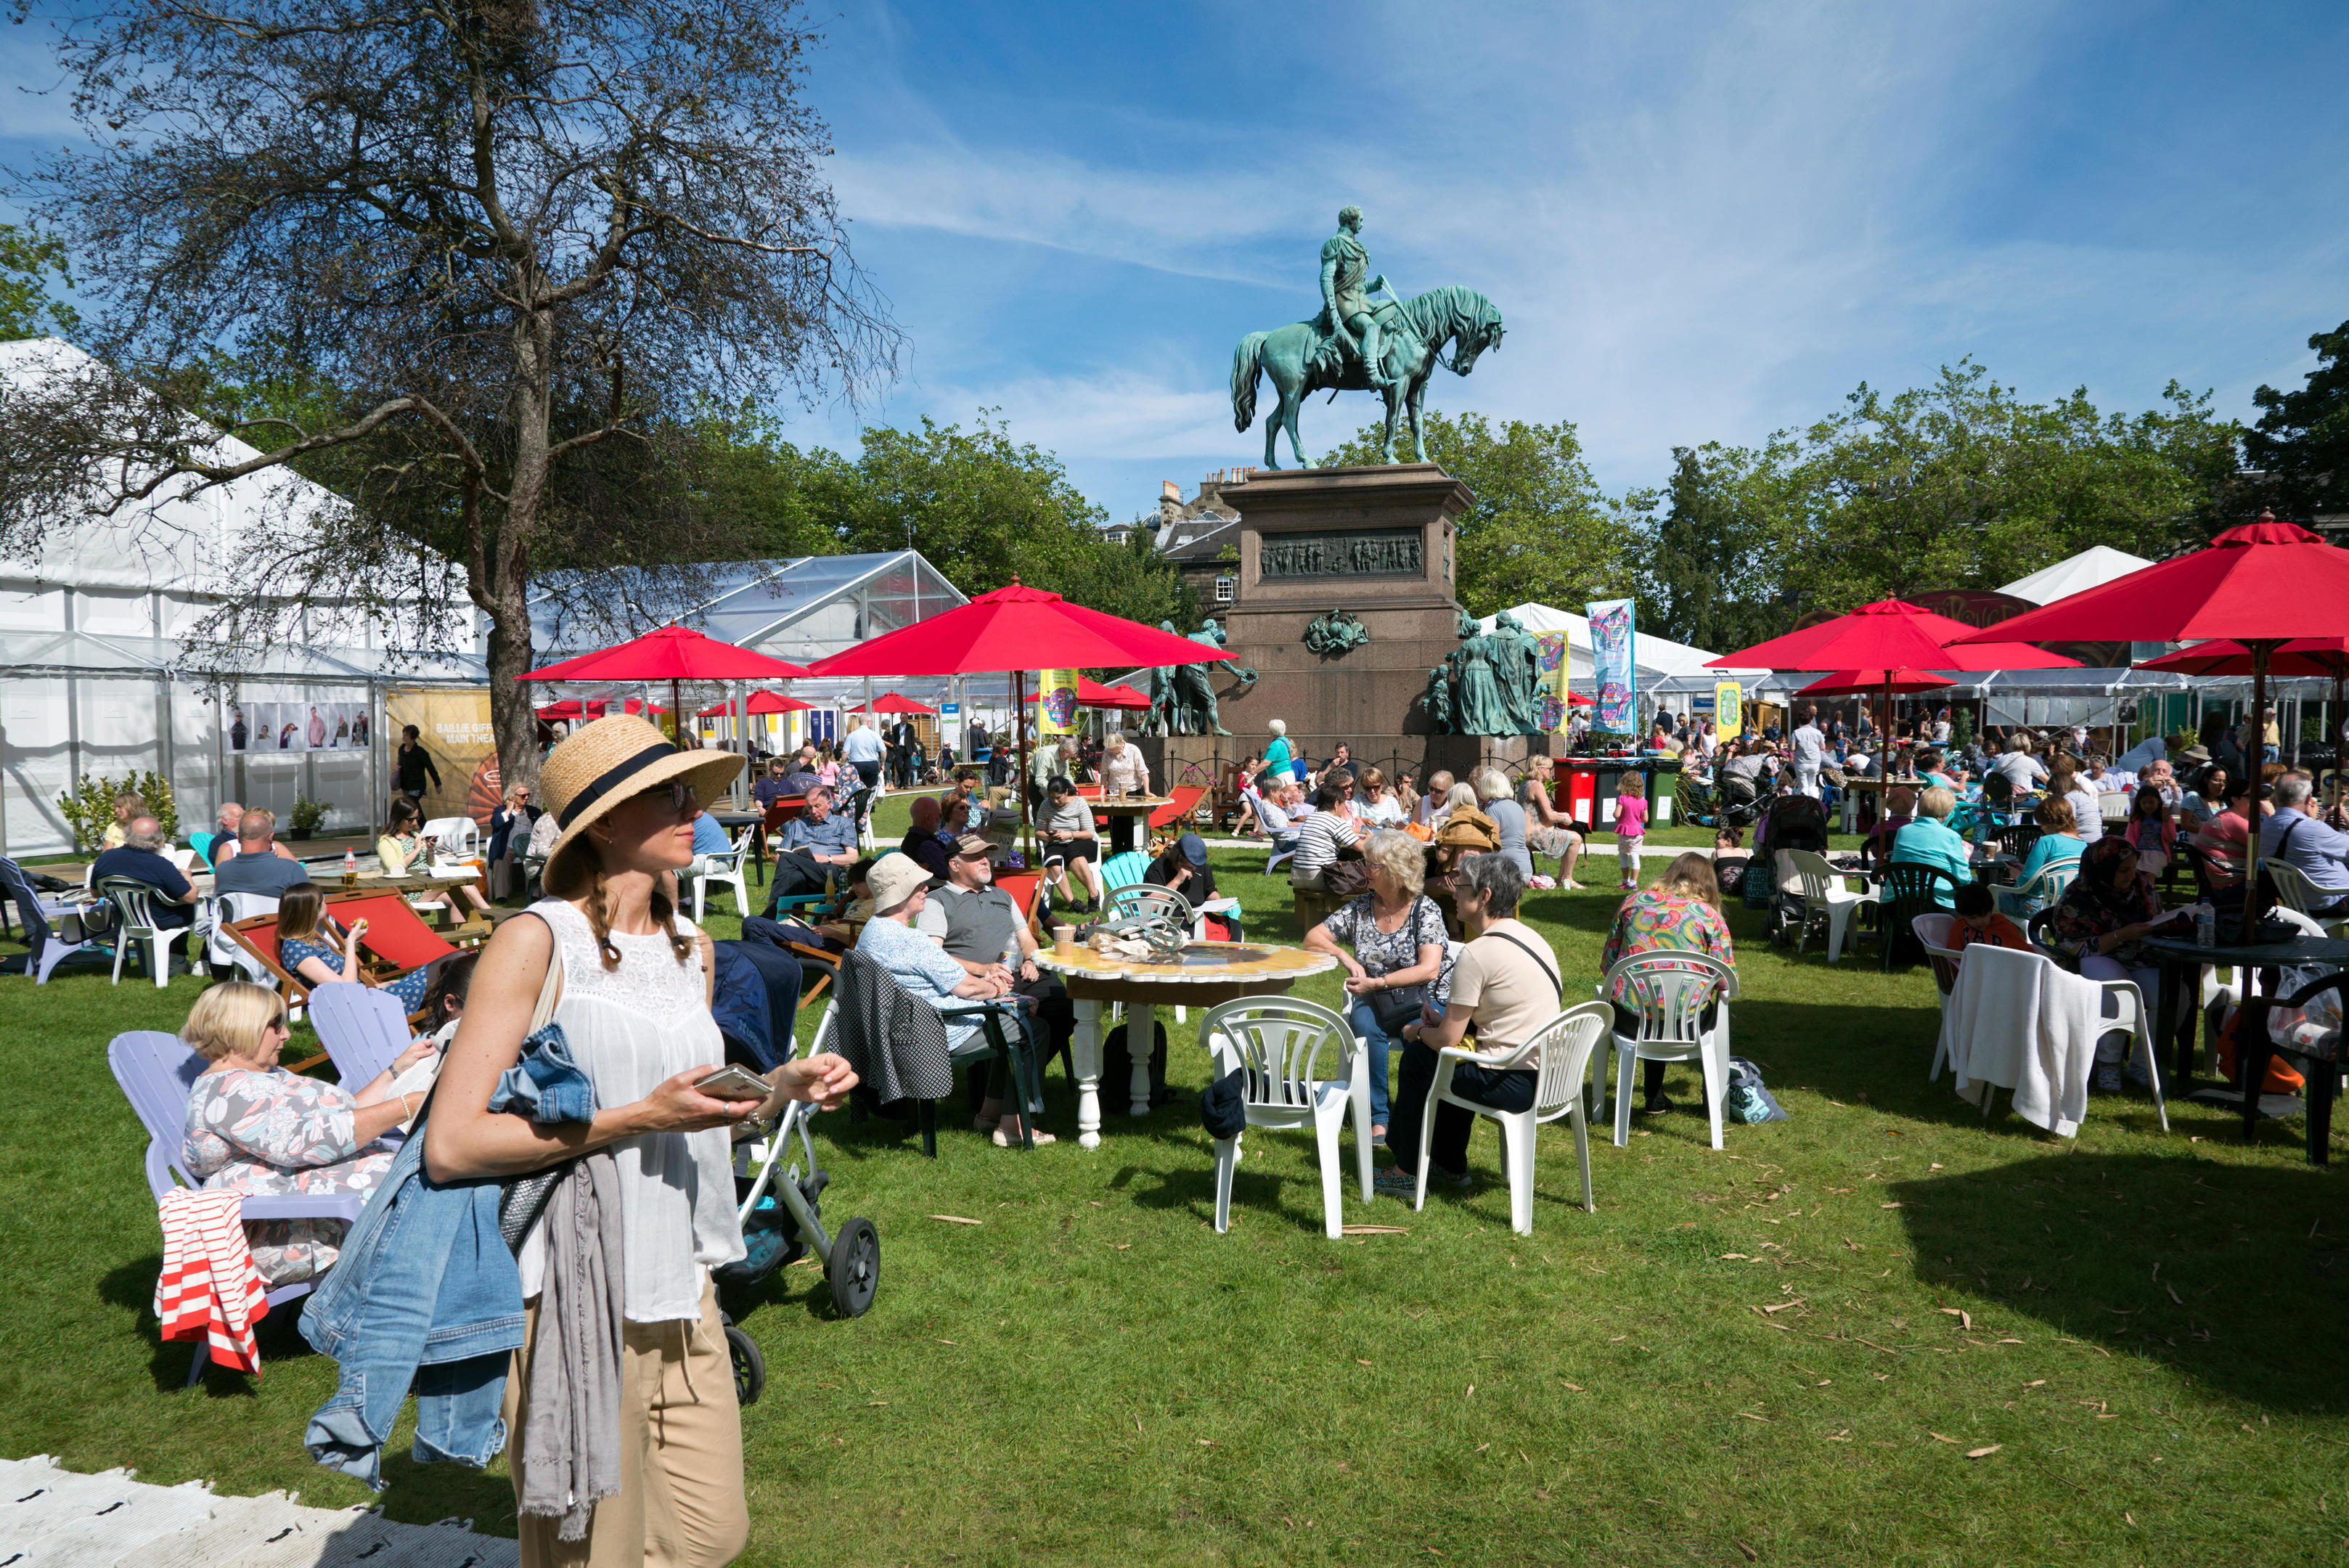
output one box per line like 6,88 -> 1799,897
1015,669 -> 1033,864
2245,643 -> 2273,935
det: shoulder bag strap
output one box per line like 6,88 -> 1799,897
525,908 -> 565,1031
1482,926 -> 1564,1003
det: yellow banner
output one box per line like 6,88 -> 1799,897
385,687 -> 501,827
1714,682 -> 1744,743
1037,670 -> 1080,737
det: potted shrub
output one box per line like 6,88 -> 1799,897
287,796 -> 330,841
56,769 -> 180,851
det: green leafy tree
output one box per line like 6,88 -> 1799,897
2244,319 -> 2349,522
1768,362 -> 2236,610
1636,441 -> 1803,651
1323,411 -> 1630,617
0,224 -> 78,342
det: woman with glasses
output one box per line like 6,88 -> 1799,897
180,981 -> 434,1283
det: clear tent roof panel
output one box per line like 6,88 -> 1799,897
530,552 -> 968,666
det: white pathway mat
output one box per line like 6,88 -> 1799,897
0,1455 -> 518,1568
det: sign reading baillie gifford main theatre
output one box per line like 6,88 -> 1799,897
1259,528 -> 1424,579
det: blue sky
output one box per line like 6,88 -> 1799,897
8,1 -> 2348,520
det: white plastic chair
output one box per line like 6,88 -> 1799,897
1408,1000 -> 1610,1235
1788,849 -> 1877,963
1602,951 -> 1739,1151
1201,995 -> 1371,1240
1913,912 -> 1967,1081
2094,979 -> 2170,1134
2099,793 -> 2131,825
1106,882 -> 1207,939
422,815 -> 481,860
1995,860 -> 2078,920
2262,858 -> 2349,937
685,826 -> 755,921
98,877 -> 192,988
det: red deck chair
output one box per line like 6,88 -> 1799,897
226,891 -> 460,1053
1149,786 -> 1207,834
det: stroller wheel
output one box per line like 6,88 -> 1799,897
724,1319 -> 767,1407
828,1216 -> 881,1318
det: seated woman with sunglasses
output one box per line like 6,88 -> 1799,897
277,882 -> 437,1013
181,981 -> 436,1283
426,716 -> 856,1566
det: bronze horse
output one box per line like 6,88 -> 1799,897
1230,285 -> 1504,467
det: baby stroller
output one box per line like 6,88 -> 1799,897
1760,793 -> 1832,946
712,1006 -> 881,1406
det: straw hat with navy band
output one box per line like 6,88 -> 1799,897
538,715 -> 744,896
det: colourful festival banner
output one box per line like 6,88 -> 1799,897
1036,669 -> 1080,737
1534,632 -> 1572,735
1714,681 -> 1744,743
385,687 -> 500,827
1585,599 -> 1637,734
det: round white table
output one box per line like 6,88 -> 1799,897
1031,940 -> 1338,1147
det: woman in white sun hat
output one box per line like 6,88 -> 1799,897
428,714 -> 855,1567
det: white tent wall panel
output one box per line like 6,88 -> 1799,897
1,680 -> 75,857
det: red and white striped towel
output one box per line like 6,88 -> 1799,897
154,1188 -> 269,1375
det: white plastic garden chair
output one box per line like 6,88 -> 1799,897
1601,951 -> 1739,1151
2262,857 -> 2349,938
685,826 -> 755,921
1200,995 -> 1371,1241
1995,860 -> 2078,921
2093,978 -> 2169,1134
98,876 -> 192,988
1913,912 -> 1966,1081
1408,1000 -> 1610,1235
1787,849 -> 1876,963
422,815 -> 481,860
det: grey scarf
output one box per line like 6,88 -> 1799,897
517,1148 -> 624,1540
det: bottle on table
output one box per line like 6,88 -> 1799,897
342,847 -> 358,889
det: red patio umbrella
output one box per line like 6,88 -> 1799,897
697,689 -> 815,719
2138,639 -> 2349,772
848,692 -> 940,715
521,624 -> 809,767
807,581 -> 1222,848
1959,514 -> 2349,926
1711,599 -> 2078,748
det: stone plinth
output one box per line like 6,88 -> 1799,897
1211,463 -> 1475,769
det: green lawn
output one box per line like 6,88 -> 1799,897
4,798 -> 2345,1566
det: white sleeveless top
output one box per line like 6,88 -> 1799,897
518,899 -> 743,1321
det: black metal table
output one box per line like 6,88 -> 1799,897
2140,931 -> 2349,1092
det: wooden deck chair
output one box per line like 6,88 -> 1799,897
1149,785 -> 1208,833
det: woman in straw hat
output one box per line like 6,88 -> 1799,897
428,715 -> 856,1567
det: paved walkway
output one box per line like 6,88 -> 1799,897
0,1455 -> 517,1567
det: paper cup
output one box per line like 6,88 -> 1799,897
1054,924 -> 1077,957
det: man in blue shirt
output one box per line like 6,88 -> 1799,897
90,817 -> 198,928
690,807 -> 734,859
2260,771 -> 2349,912
780,787 -> 859,866
896,794 -> 952,881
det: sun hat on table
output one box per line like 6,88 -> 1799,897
539,714 -> 744,896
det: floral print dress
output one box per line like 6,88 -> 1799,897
1323,894 -> 1454,1013
182,1066 -> 396,1283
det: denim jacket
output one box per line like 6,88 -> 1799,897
299,1024 -> 594,1491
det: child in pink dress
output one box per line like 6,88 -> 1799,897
1615,775 -> 1649,890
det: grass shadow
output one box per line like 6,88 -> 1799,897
99,1252 -> 326,1394
1890,1151 -> 2348,1411
375,1447 -> 520,1535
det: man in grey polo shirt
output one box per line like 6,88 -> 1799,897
915,833 -> 1073,1141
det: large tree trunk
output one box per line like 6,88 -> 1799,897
486,318 -> 556,792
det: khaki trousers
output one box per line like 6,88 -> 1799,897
505,1278 -> 748,1568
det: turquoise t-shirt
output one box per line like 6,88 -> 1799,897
2015,832 -> 2083,888
1889,817 -> 1975,907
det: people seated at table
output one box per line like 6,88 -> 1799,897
1600,852 -> 1734,1118
275,882 -> 436,1012
896,795 -> 952,881
2183,762 -> 2230,825
1287,779 -> 1363,893
212,809 -> 312,898
212,800 -> 296,867
375,798 -> 492,921
1475,769 -> 1536,882
1887,786 -> 1973,906
856,852 -> 1039,1136
1413,770 -> 1454,829
1916,749 -> 1960,792
1040,775 -> 1105,910
2259,770 -> 2349,914
2138,757 -> 2183,812
1376,853 -> 1560,1196
91,816 -> 198,928
2003,796 -> 2085,909
1146,831 -> 1235,936
915,835 -> 1070,1146
1430,780 -> 1479,832
1354,765 -> 1406,829
1304,829 -> 1451,1149
2191,775 -> 2258,889
100,790 -> 144,852
1950,880 -> 2030,955
1989,732 -> 2049,796
2048,837 -> 2170,1092
180,980 -> 432,1283
1250,779 -> 1302,851
1518,775 -> 1585,889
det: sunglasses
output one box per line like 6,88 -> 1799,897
647,782 -> 699,814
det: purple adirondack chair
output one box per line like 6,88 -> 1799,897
308,981 -> 414,1087
107,1030 -> 365,1386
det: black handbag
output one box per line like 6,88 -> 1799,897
1365,986 -> 1422,1037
